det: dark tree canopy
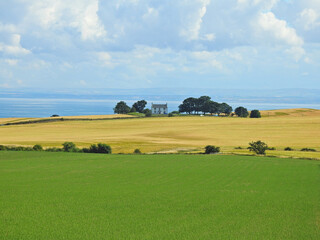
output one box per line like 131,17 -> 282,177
235,106 -> 249,118
218,103 -> 233,116
114,101 -> 131,114
248,140 -> 268,155
250,109 -> 261,118
179,97 -> 197,114
204,145 -> 220,154
143,108 -> 152,117
132,100 -> 147,113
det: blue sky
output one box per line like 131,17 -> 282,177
0,0 -> 319,90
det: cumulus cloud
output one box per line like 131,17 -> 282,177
180,0 -> 211,41
256,12 -> 304,46
0,34 -> 31,55
298,8 -> 320,30
25,0 -> 107,41
0,0 -> 319,89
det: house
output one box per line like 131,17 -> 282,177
151,103 -> 168,114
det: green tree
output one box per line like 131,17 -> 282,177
235,106 -> 249,118
132,100 -> 147,113
143,108 -> 152,117
196,96 -> 211,114
114,101 -> 131,114
250,110 -> 261,118
133,149 -> 141,154
204,145 -> 220,154
219,103 -> 233,116
62,142 -> 77,152
33,144 -> 43,151
179,97 -> 197,114
248,140 -> 268,155
130,106 -> 137,113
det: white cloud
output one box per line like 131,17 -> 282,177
0,22 -> 17,33
256,12 -> 304,46
97,52 -> 113,67
25,0 -> 107,41
180,0 -> 211,41
299,8 -> 320,30
0,34 -> 31,55
285,47 -> 306,62
4,59 -> 18,66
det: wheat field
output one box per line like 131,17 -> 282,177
0,109 -> 319,158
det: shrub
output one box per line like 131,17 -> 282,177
89,143 -> 111,154
33,144 -> 43,151
134,149 -> 141,154
267,147 -> 276,150
234,146 -> 243,149
301,148 -> 316,152
235,106 -> 249,118
248,140 -> 268,155
250,110 -> 261,118
204,145 -> 220,154
284,147 -> 293,151
171,111 -> 180,115
143,108 -> 152,117
45,147 -> 63,152
168,113 -> 174,117
97,143 -> 112,154
51,114 -> 59,117
0,145 -> 6,151
62,142 -> 77,152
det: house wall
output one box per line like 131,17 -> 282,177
152,107 -> 168,114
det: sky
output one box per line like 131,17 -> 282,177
0,0 -> 319,91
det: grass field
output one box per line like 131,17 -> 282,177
0,108 -> 320,159
0,151 -> 319,239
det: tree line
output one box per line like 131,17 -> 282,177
114,100 -> 151,116
113,96 -> 261,118
179,96 -> 261,118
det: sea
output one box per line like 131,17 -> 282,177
1,96 -> 320,118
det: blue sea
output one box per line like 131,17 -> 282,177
1,97 -> 320,118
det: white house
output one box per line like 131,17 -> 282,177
151,103 -> 168,114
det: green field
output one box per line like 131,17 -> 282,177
0,152 -> 319,239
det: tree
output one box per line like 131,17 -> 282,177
250,109 -> 261,118
97,143 -> 112,154
197,96 -> 211,114
219,103 -> 233,116
179,97 -> 197,114
89,143 -> 112,154
114,101 -> 130,114
204,145 -> 220,154
235,106 -> 249,118
207,101 -> 219,115
33,144 -> 43,151
130,106 -> 137,113
248,140 -> 268,155
62,142 -> 77,152
143,108 -> 152,117
132,100 -> 147,113
133,149 -> 141,154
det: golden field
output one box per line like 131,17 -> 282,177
0,109 -> 319,159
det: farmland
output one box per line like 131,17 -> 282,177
0,152 -> 319,239
0,108 -> 320,159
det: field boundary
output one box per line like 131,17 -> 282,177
0,116 -> 143,126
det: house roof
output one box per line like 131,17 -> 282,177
152,103 -> 167,108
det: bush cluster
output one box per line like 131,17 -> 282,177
300,148 -> 316,152
204,145 -> 220,154
248,140 -> 268,155
284,147 -> 293,151
0,142 -> 112,154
